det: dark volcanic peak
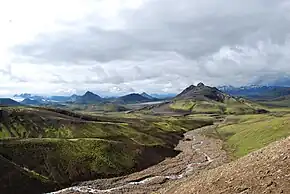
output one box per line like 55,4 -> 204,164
175,83 -> 229,102
177,85 -> 196,97
84,91 -> 97,96
118,93 -> 151,103
74,91 -> 102,104
82,91 -> 101,99
140,92 -> 155,100
197,82 -> 205,87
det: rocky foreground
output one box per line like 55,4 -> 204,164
160,136 -> 290,194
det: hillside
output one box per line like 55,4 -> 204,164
140,92 -> 157,100
0,154 -> 59,194
161,136 -> 290,194
21,98 -> 42,105
145,83 -> 266,115
0,106 -> 212,193
60,102 -> 129,113
117,93 -> 153,104
0,98 -> 22,106
257,94 -> 290,107
50,112 -> 290,194
202,114 -> 290,158
74,91 -> 102,104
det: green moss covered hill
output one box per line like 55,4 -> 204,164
0,106 -> 212,194
145,83 -> 267,115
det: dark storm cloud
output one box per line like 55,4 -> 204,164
13,0 -> 290,63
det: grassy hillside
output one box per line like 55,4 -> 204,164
59,103 -> 129,113
0,106 -> 212,193
1,139 -> 142,183
169,98 -> 265,115
203,113 -> 290,158
0,154 -> 59,194
145,84 -> 267,115
257,95 -> 290,107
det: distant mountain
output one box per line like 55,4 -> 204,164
175,82 -> 227,102
49,96 -> 72,102
219,85 -> 290,100
13,93 -> 32,99
69,94 -> 79,102
117,93 -> 152,104
0,98 -> 22,106
21,98 -> 42,106
143,83 -> 267,115
13,92 -> 103,104
140,92 -> 156,100
151,93 -> 176,99
75,91 -> 102,104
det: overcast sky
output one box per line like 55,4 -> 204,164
1,0 -> 290,96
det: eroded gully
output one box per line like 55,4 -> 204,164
49,124 -> 228,194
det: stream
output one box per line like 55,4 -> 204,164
48,125 -> 227,194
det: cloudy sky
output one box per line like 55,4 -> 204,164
1,0 -> 290,96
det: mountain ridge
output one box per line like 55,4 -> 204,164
142,83 -> 267,115
219,85 -> 290,100
0,98 -> 22,106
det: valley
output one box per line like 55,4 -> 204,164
49,124 -> 228,194
1,83 -> 290,194
2,2 -> 290,193
0,105 -> 212,194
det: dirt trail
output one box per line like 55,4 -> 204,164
49,124 -> 228,194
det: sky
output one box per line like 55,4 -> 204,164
1,0 -> 290,96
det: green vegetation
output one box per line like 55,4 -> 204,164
0,139 -> 141,184
204,113 -> 290,158
170,100 -> 196,111
0,106 -> 212,193
169,99 -> 263,115
51,102 -> 129,113
0,152 -> 60,193
259,98 -> 290,108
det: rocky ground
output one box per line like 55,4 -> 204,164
49,124 -> 228,194
160,136 -> 290,194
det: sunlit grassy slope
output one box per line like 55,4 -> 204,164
169,98 -> 265,114
204,113 -> 290,158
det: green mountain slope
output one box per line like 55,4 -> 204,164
146,83 -> 267,115
0,106 -> 212,193
0,154 -> 59,194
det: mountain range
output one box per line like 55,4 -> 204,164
9,91 -> 160,106
6,84 -> 290,108
218,85 -> 290,100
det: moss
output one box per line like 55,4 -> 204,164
0,123 -> 11,138
0,106 -> 214,191
213,114 -> 290,158
0,154 -> 59,194
170,100 -> 195,111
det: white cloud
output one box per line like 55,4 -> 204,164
1,0 -> 290,96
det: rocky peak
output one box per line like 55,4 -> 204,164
84,91 -> 95,96
197,82 -> 205,87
